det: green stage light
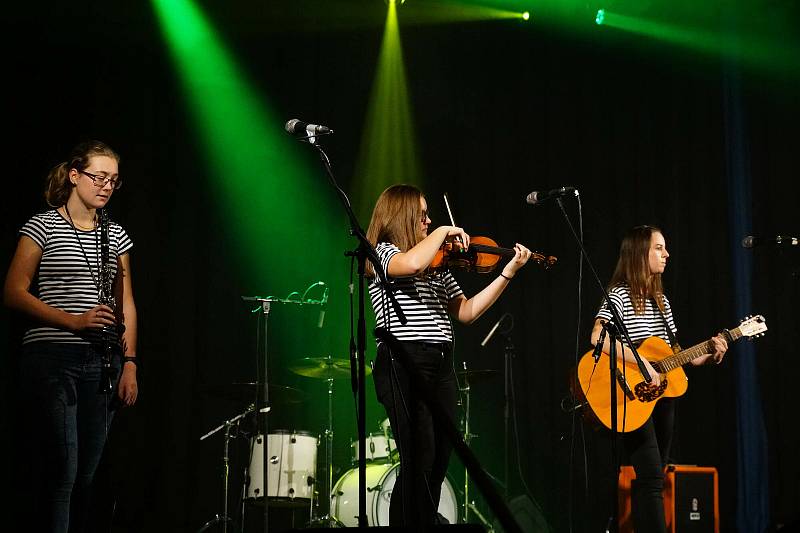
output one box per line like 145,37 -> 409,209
522,11 -> 530,21
595,9 -> 605,26
151,0 -> 343,290
595,9 -> 798,76
353,0 -> 421,220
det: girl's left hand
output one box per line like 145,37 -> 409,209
118,364 -> 138,406
710,334 -> 728,364
501,243 -> 533,278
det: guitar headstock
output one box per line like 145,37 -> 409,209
738,315 -> 768,339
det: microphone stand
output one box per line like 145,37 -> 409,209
296,132 -> 405,527
552,197 -> 651,533
503,328 -> 515,503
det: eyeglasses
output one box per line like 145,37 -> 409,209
80,170 -> 122,190
421,210 -> 430,223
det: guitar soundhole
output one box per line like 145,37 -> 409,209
634,379 -> 667,402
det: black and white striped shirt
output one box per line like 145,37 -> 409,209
596,284 -> 677,347
20,209 -> 133,345
368,242 -> 464,343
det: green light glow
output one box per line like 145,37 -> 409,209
596,10 -> 799,75
354,0 -> 421,219
522,11 -> 530,21
394,0 -> 527,25
151,0 -> 343,289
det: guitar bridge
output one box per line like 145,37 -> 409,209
615,369 -> 636,401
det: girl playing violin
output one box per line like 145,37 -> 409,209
365,184 -> 532,527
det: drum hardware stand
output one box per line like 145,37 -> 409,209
460,363 -> 496,533
306,377 -> 344,528
460,362 -> 476,523
241,292 -> 326,533
197,406 -> 256,533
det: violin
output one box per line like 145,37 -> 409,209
430,193 -> 557,274
430,235 -> 557,273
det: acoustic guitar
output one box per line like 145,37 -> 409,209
576,315 -> 767,432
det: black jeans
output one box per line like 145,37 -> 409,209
19,342 -> 121,533
372,341 -> 458,528
624,398 -> 676,533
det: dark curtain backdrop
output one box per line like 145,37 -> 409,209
2,2 -> 798,532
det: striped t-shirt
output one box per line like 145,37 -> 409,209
19,209 -> 133,345
368,242 -> 464,343
596,284 -> 677,347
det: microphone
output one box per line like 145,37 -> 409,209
742,235 -> 798,249
480,313 -> 510,347
285,119 -> 333,137
526,186 -> 578,205
317,287 -> 329,329
560,396 -> 587,413
592,324 -> 607,363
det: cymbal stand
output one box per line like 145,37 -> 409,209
461,364 -> 473,523
197,406 -> 254,533
460,363 -> 499,532
306,376 -> 343,527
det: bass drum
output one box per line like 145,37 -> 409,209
330,463 -> 458,526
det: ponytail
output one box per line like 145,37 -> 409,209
44,162 -> 73,207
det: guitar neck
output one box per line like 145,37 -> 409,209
653,327 -> 740,372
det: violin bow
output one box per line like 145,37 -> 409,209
443,192 -> 458,227
442,192 -> 465,248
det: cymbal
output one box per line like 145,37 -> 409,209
456,369 -> 498,383
289,356 -> 370,379
200,382 -> 307,404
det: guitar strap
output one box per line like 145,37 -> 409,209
652,296 -> 681,353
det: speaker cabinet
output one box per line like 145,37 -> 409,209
619,464 -> 719,533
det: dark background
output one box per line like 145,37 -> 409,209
2,1 -> 798,531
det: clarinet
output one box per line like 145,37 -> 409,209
98,208 -> 118,394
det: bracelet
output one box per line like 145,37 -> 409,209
499,273 -> 513,281
123,356 -> 139,369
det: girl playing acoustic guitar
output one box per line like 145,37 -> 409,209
590,225 -> 727,533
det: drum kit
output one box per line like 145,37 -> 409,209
198,356 -> 497,531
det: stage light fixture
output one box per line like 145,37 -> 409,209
521,11 -> 530,21
595,9 -> 605,25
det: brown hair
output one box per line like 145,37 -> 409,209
365,184 -> 425,277
608,225 -> 665,314
45,140 -> 120,207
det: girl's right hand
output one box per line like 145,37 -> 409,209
73,305 -> 116,331
642,359 -> 661,387
444,226 -> 470,250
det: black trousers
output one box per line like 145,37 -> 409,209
372,340 -> 458,528
624,397 -> 676,533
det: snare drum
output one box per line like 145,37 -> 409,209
247,430 -> 318,504
330,462 -> 458,526
350,432 -> 397,463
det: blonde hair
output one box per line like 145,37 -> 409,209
45,140 -> 120,207
365,184 -> 425,277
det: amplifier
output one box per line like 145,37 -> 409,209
619,464 -> 719,533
